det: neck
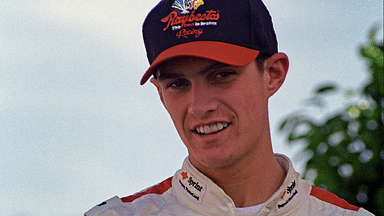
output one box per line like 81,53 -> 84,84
200,149 -> 286,207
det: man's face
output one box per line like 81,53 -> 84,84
151,57 -> 273,170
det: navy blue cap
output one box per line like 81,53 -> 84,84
141,0 -> 278,85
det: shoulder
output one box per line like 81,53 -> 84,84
84,177 -> 173,216
309,185 -> 359,211
121,177 -> 173,203
304,185 -> 374,216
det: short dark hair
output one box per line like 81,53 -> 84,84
255,52 -> 272,72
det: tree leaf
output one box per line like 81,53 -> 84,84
278,26 -> 384,215
314,83 -> 339,95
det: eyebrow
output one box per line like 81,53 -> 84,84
157,62 -> 229,81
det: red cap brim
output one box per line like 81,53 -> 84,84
140,41 -> 260,85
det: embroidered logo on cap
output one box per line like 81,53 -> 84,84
172,0 -> 204,14
178,170 -> 206,203
277,175 -> 300,211
161,0 -> 220,39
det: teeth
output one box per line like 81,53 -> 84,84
217,123 -> 223,130
210,124 -> 218,132
204,125 -> 210,133
196,122 -> 228,135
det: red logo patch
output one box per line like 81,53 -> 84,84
181,171 -> 189,180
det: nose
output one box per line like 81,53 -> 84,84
187,85 -> 218,118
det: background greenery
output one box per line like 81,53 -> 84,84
279,27 -> 383,215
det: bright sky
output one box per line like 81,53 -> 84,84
0,0 -> 382,215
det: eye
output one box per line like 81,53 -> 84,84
168,79 -> 189,89
212,70 -> 237,82
215,71 -> 233,79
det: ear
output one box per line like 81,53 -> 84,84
150,78 -> 166,105
263,53 -> 289,98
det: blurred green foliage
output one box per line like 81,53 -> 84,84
279,27 -> 383,215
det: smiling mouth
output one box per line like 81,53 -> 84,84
195,122 -> 229,135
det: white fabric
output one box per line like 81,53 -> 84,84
236,203 -> 264,213
85,154 -> 374,216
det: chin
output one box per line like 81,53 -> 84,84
197,153 -> 237,169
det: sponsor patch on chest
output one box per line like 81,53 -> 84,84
178,170 -> 207,203
276,175 -> 300,212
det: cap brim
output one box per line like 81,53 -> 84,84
140,41 -> 260,85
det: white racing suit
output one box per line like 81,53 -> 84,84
85,154 -> 373,216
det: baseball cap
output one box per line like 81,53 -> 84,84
141,0 -> 278,85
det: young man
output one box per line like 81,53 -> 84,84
85,0 -> 373,215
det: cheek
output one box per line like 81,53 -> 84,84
163,96 -> 187,131
234,85 -> 267,127
236,85 -> 263,108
